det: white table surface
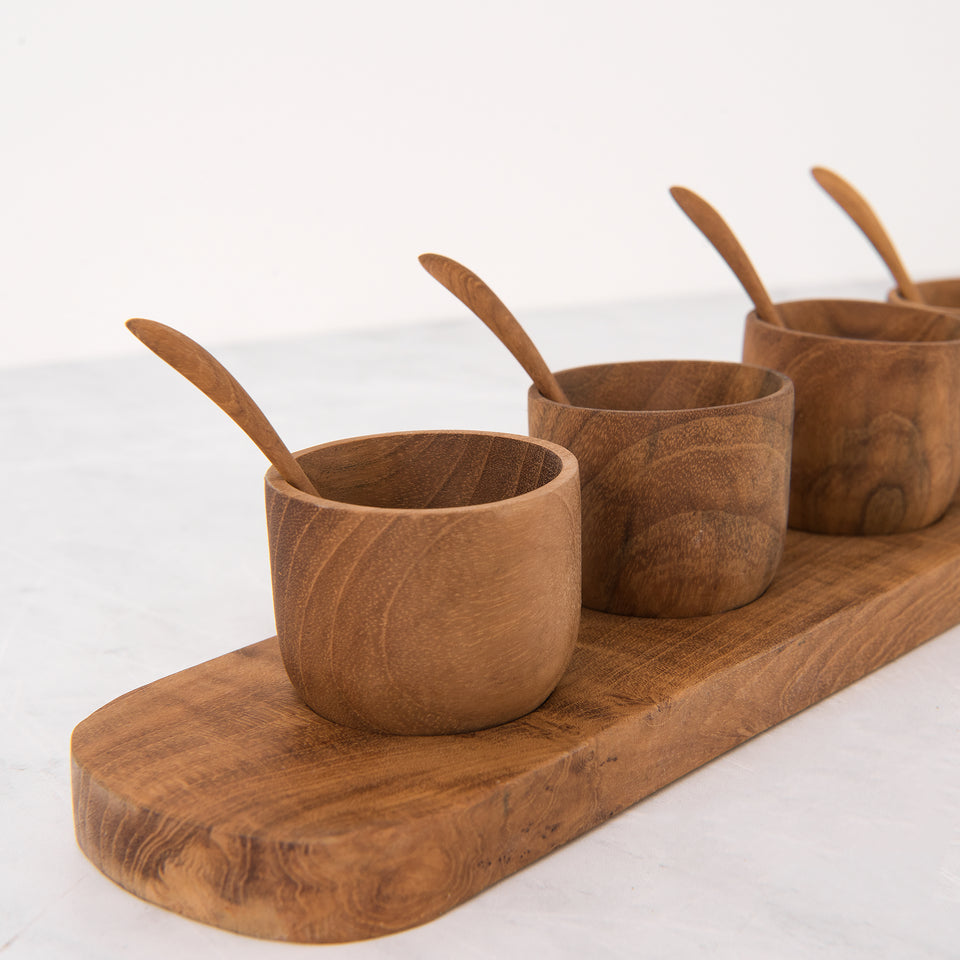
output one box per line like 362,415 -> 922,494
2,288 -> 959,959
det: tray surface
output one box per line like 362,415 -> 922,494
71,500 -> 960,942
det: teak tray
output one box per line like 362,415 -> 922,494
71,499 -> 960,943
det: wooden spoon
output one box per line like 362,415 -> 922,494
418,253 -> 570,404
811,166 -> 924,303
126,318 -> 320,497
670,186 -> 786,329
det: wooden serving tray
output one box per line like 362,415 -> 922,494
71,500 -> 960,943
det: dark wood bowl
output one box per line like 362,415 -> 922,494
264,430 -> 581,735
744,299 -> 960,535
529,360 -> 793,618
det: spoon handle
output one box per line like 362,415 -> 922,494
670,186 -> 785,329
418,253 -> 570,404
126,318 -> 320,497
811,167 -> 924,303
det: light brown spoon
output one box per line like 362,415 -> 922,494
418,253 -> 570,404
811,166 -> 924,304
670,186 -> 786,329
126,318 -> 320,497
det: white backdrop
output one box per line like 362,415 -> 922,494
3,0 -> 959,368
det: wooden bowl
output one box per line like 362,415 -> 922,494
264,430 -> 581,735
528,360 -> 793,618
888,278 -> 960,316
743,299 -> 960,535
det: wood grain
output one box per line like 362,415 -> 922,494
528,360 -> 794,617
72,495 -> 960,942
743,300 -> 960,535
265,431 -> 581,734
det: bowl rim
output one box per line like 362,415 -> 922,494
887,278 -> 960,312
747,298 -> 960,347
264,428 -> 579,514
528,358 -> 793,416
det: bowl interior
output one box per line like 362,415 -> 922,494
898,278 -> 960,311
296,432 -> 565,509
554,360 -> 785,413
777,299 -> 960,342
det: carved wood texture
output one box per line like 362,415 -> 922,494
265,431 -> 582,734
73,495 -> 960,943
743,300 -> 960,535
528,360 -> 794,617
